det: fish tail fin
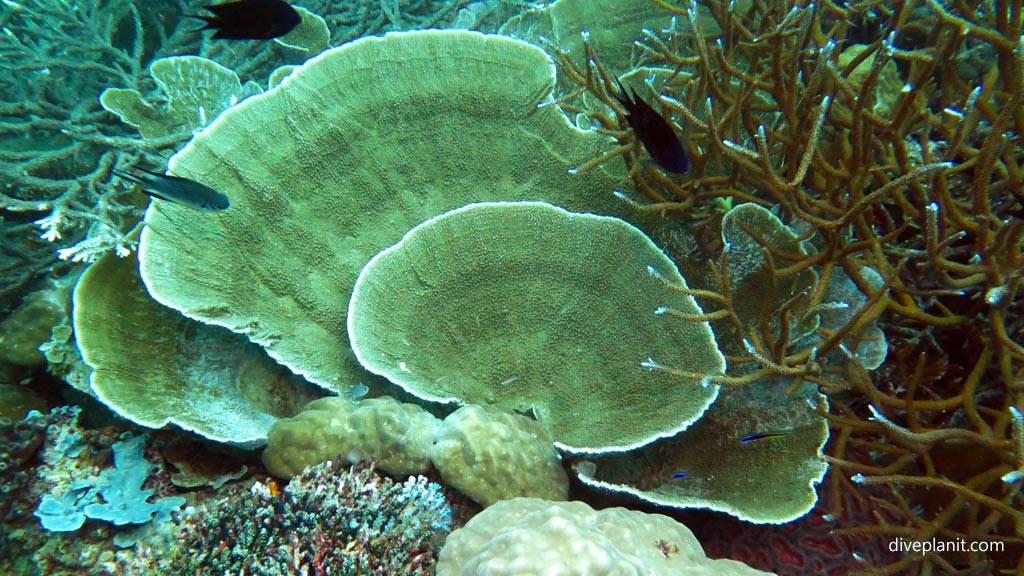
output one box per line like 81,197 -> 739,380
114,167 -> 175,203
112,168 -> 145,186
131,166 -> 165,178
630,86 -> 645,106
614,78 -> 632,109
184,13 -> 218,31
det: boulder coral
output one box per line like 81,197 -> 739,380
430,404 -> 568,507
262,395 -> 440,478
436,497 -> 775,576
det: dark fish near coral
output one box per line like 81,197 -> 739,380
614,79 -> 688,174
113,167 -> 230,212
189,0 -> 301,40
740,430 -> 792,443
672,471 -> 688,478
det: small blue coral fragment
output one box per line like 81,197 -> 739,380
33,433 -> 184,532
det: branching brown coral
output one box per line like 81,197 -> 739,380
548,0 -> 1023,573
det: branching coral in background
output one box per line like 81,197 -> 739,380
303,0 -> 476,42
188,0 -> 484,82
547,0 -> 1022,573
0,0 -> 194,274
0,0 -> 519,302
0,0 -> 301,296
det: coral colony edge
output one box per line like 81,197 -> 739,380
0,0 -> 1021,575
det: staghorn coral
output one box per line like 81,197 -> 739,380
300,0 -> 478,42
0,0 -> 369,284
561,202 -> 834,523
0,0 -> 190,268
187,0 -> 484,83
544,0 -> 1023,572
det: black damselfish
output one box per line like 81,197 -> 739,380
113,167 -> 230,212
189,0 -> 301,40
614,79 -> 688,174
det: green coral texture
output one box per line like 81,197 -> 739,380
74,28 -> 841,526
431,405 -> 569,507
576,379 -> 829,524
348,201 -> 725,452
101,56 -> 259,138
73,238 -> 315,447
137,30 -> 648,395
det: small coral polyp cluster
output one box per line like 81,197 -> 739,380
164,460 -> 451,576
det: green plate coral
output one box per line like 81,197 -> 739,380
73,231 -> 318,447
137,30 -> 652,394
574,378 -> 829,524
348,201 -> 724,453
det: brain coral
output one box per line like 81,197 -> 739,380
348,201 -> 725,452
137,30 -> 653,394
436,497 -> 775,576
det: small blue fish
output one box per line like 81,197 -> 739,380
614,79 -> 688,174
740,430 -> 792,443
114,167 -> 230,212
345,384 -> 369,399
672,471 -> 688,479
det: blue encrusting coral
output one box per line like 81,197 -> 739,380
34,434 -> 184,533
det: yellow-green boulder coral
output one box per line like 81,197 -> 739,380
262,396 -> 440,478
431,405 -> 568,507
